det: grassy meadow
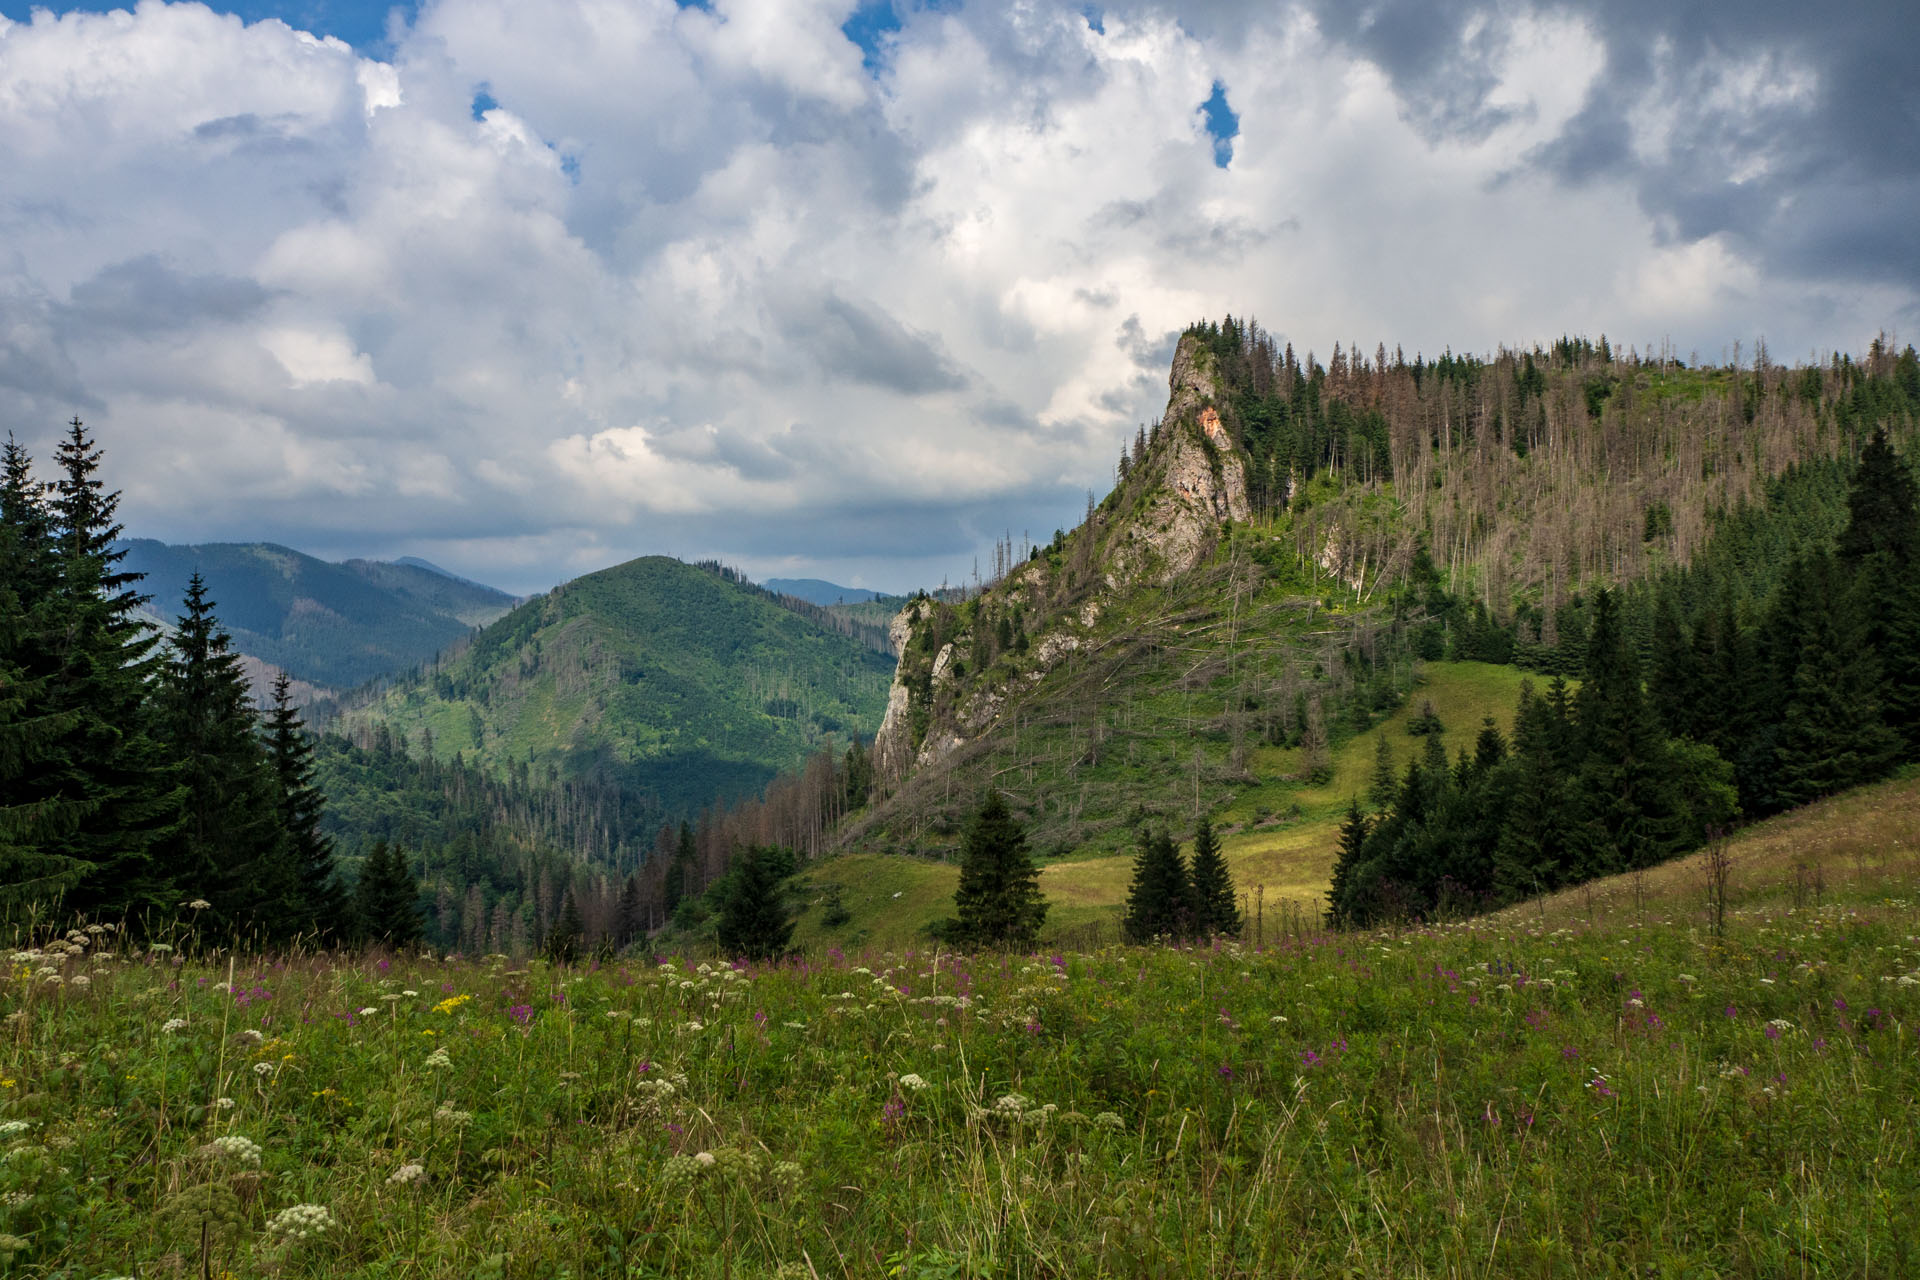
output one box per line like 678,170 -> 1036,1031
5,801 -> 1919,1278
799,662 -> 1541,950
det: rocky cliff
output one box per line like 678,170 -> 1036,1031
869,333 -> 1253,788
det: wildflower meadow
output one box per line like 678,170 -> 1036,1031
3,880 -> 1918,1279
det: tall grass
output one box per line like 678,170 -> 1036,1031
2,873 -> 1917,1277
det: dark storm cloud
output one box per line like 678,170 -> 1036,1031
794,293 -> 970,395
1119,0 -> 1918,293
1347,0 -> 1915,291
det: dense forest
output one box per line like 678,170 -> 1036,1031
1329,427 -> 1919,923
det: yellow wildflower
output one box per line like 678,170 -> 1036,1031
432,994 -> 472,1015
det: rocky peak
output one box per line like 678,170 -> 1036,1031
1105,333 -> 1251,587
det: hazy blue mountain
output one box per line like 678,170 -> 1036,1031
118,539 -> 518,692
764,578 -> 893,606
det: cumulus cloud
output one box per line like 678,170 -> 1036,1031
0,0 -> 1911,594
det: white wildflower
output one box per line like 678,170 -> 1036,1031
160,1017 -> 189,1034
265,1203 -> 337,1240
898,1074 -> 929,1092
253,1062 -> 274,1077
693,1151 -> 716,1167
186,899 -> 211,911
0,1121 -> 30,1138
358,1007 -> 379,1017
387,1162 -> 428,1186
424,1048 -> 453,1070
212,1097 -> 235,1110
204,1135 -> 263,1167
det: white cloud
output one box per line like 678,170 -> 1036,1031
0,0 -> 1908,594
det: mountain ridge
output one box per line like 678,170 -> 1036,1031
118,538 -> 519,695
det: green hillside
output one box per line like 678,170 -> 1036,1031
117,538 -> 517,690
336,556 -> 895,815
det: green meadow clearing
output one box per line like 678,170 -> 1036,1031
4,798 -> 1918,1279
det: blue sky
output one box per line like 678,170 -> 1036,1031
0,0 -> 1912,595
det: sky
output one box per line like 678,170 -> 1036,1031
1,0 -> 1914,596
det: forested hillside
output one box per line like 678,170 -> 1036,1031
118,538 -> 517,693
662,324 -> 1920,948
329,555 -> 895,820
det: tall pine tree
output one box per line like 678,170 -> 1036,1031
155,574 -> 288,940
950,791 -> 1048,948
0,437 -> 92,911
356,840 -> 423,947
1123,829 -> 1195,943
715,845 -> 795,961
264,673 -> 346,941
1186,816 -> 1241,937
47,419 -> 182,923
1571,589 -> 1675,874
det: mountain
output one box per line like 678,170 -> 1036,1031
838,327 -> 1920,860
119,539 -> 519,693
764,578 -> 890,606
329,556 -> 896,817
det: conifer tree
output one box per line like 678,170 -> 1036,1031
156,574 -> 289,940
1571,589 -> 1674,874
46,419 -> 182,923
1837,427 -> 1919,568
1186,816 -> 1241,937
0,437 -> 91,911
715,845 -> 795,961
1326,799 -> 1371,926
264,673 -> 346,941
1123,829 -> 1195,943
1491,684 -> 1571,901
1772,554 -> 1900,805
615,873 -> 646,947
665,821 -> 697,916
951,790 -> 1048,948
356,840 -> 423,947
545,888 -> 585,963
1368,735 -> 1397,814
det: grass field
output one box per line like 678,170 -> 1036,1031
4,813 -> 1917,1277
813,662 -> 1540,949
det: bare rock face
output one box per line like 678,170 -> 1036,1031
1108,334 -> 1251,586
872,597 -> 933,782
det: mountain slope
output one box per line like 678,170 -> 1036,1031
333,556 -> 895,816
841,328 -> 1919,867
119,539 -> 518,691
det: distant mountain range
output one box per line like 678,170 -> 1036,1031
763,578 -> 896,606
332,556 -> 896,816
117,539 -> 519,693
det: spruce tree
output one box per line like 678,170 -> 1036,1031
545,888 -> 585,964
264,673 -> 347,941
1571,589 -> 1675,874
615,873 -> 645,947
156,574 -> 288,942
1772,553 -> 1900,805
1326,799 -> 1371,926
356,840 -> 423,947
951,790 -> 1048,948
715,845 -> 795,961
0,437 -> 92,911
1186,816 -> 1241,937
1123,829 -> 1195,943
46,419 -> 183,923
1368,735 -> 1397,813
1837,427 -> 1919,568
1491,684 -> 1571,901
